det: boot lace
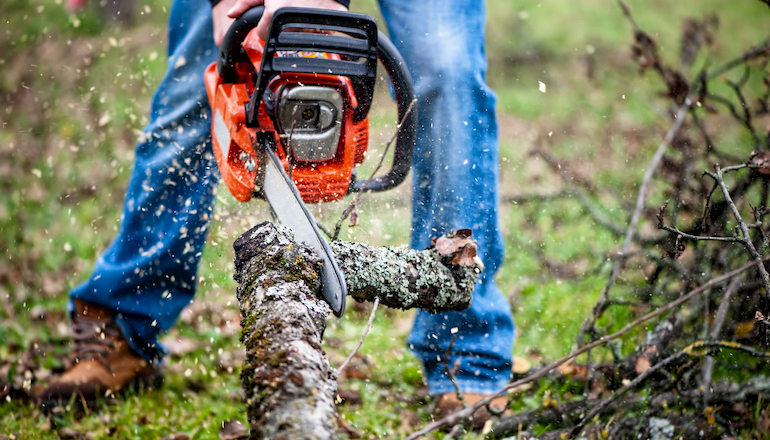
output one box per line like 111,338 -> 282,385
71,317 -> 123,370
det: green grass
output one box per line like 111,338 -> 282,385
2,0 -> 769,438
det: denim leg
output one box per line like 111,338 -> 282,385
69,0 -> 218,363
378,0 -> 514,395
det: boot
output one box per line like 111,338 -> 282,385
41,300 -> 163,409
435,392 -> 511,430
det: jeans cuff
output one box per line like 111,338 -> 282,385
417,355 -> 512,397
426,377 -> 511,397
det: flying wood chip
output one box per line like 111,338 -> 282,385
434,229 -> 478,266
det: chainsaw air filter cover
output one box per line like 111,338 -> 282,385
276,84 -> 343,162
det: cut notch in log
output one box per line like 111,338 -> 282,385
233,222 -> 482,439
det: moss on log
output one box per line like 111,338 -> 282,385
330,239 -> 481,312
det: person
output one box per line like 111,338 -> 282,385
42,0 -> 514,428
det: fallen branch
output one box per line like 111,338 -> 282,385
403,257 -> 767,439
330,239 -> 481,313
234,223 -> 339,440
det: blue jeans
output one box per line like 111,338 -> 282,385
71,0 -> 514,395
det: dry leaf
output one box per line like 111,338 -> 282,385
219,420 -> 248,440
635,355 -> 651,374
750,151 -> 770,175
735,321 -> 755,338
512,356 -> 531,374
434,229 -> 478,266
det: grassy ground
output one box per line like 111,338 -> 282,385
1,0 -> 769,438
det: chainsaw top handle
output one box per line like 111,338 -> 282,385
217,6 -> 417,194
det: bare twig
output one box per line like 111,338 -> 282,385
702,277 -> 740,404
705,38 -> 770,81
686,339 -> 770,358
442,333 -> 466,407
404,257 -> 768,439
443,422 -> 464,440
332,99 -> 417,240
659,224 -> 744,243
576,96 -> 694,347
707,165 -> 770,298
707,90 -> 762,150
725,69 -> 762,150
337,297 -> 379,375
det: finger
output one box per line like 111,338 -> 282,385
226,0 -> 263,18
255,8 -> 273,41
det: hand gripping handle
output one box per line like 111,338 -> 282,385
217,6 -> 265,83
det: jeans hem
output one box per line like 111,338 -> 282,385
426,378 -> 511,397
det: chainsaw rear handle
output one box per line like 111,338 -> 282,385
353,32 -> 416,194
217,6 -> 417,194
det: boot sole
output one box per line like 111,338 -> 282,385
40,369 -> 164,413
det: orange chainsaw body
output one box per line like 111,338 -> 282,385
204,33 -> 369,204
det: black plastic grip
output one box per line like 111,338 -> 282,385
351,31 -> 417,194
217,6 -> 265,83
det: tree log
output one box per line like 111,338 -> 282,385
233,222 -> 481,439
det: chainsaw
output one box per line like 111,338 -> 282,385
204,6 -> 417,317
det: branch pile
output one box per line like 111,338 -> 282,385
445,2 -> 770,438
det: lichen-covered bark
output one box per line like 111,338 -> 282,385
234,222 -> 338,440
233,222 -> 481,439
330,241 -> 481,312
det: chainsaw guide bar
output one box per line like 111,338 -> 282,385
259,138 -> 347,317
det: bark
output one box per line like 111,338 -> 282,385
233,222 -> 481,439
234,223 -> 338,440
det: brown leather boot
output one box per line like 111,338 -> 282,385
435,393 -> 511,430
41,300 -> 163,410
